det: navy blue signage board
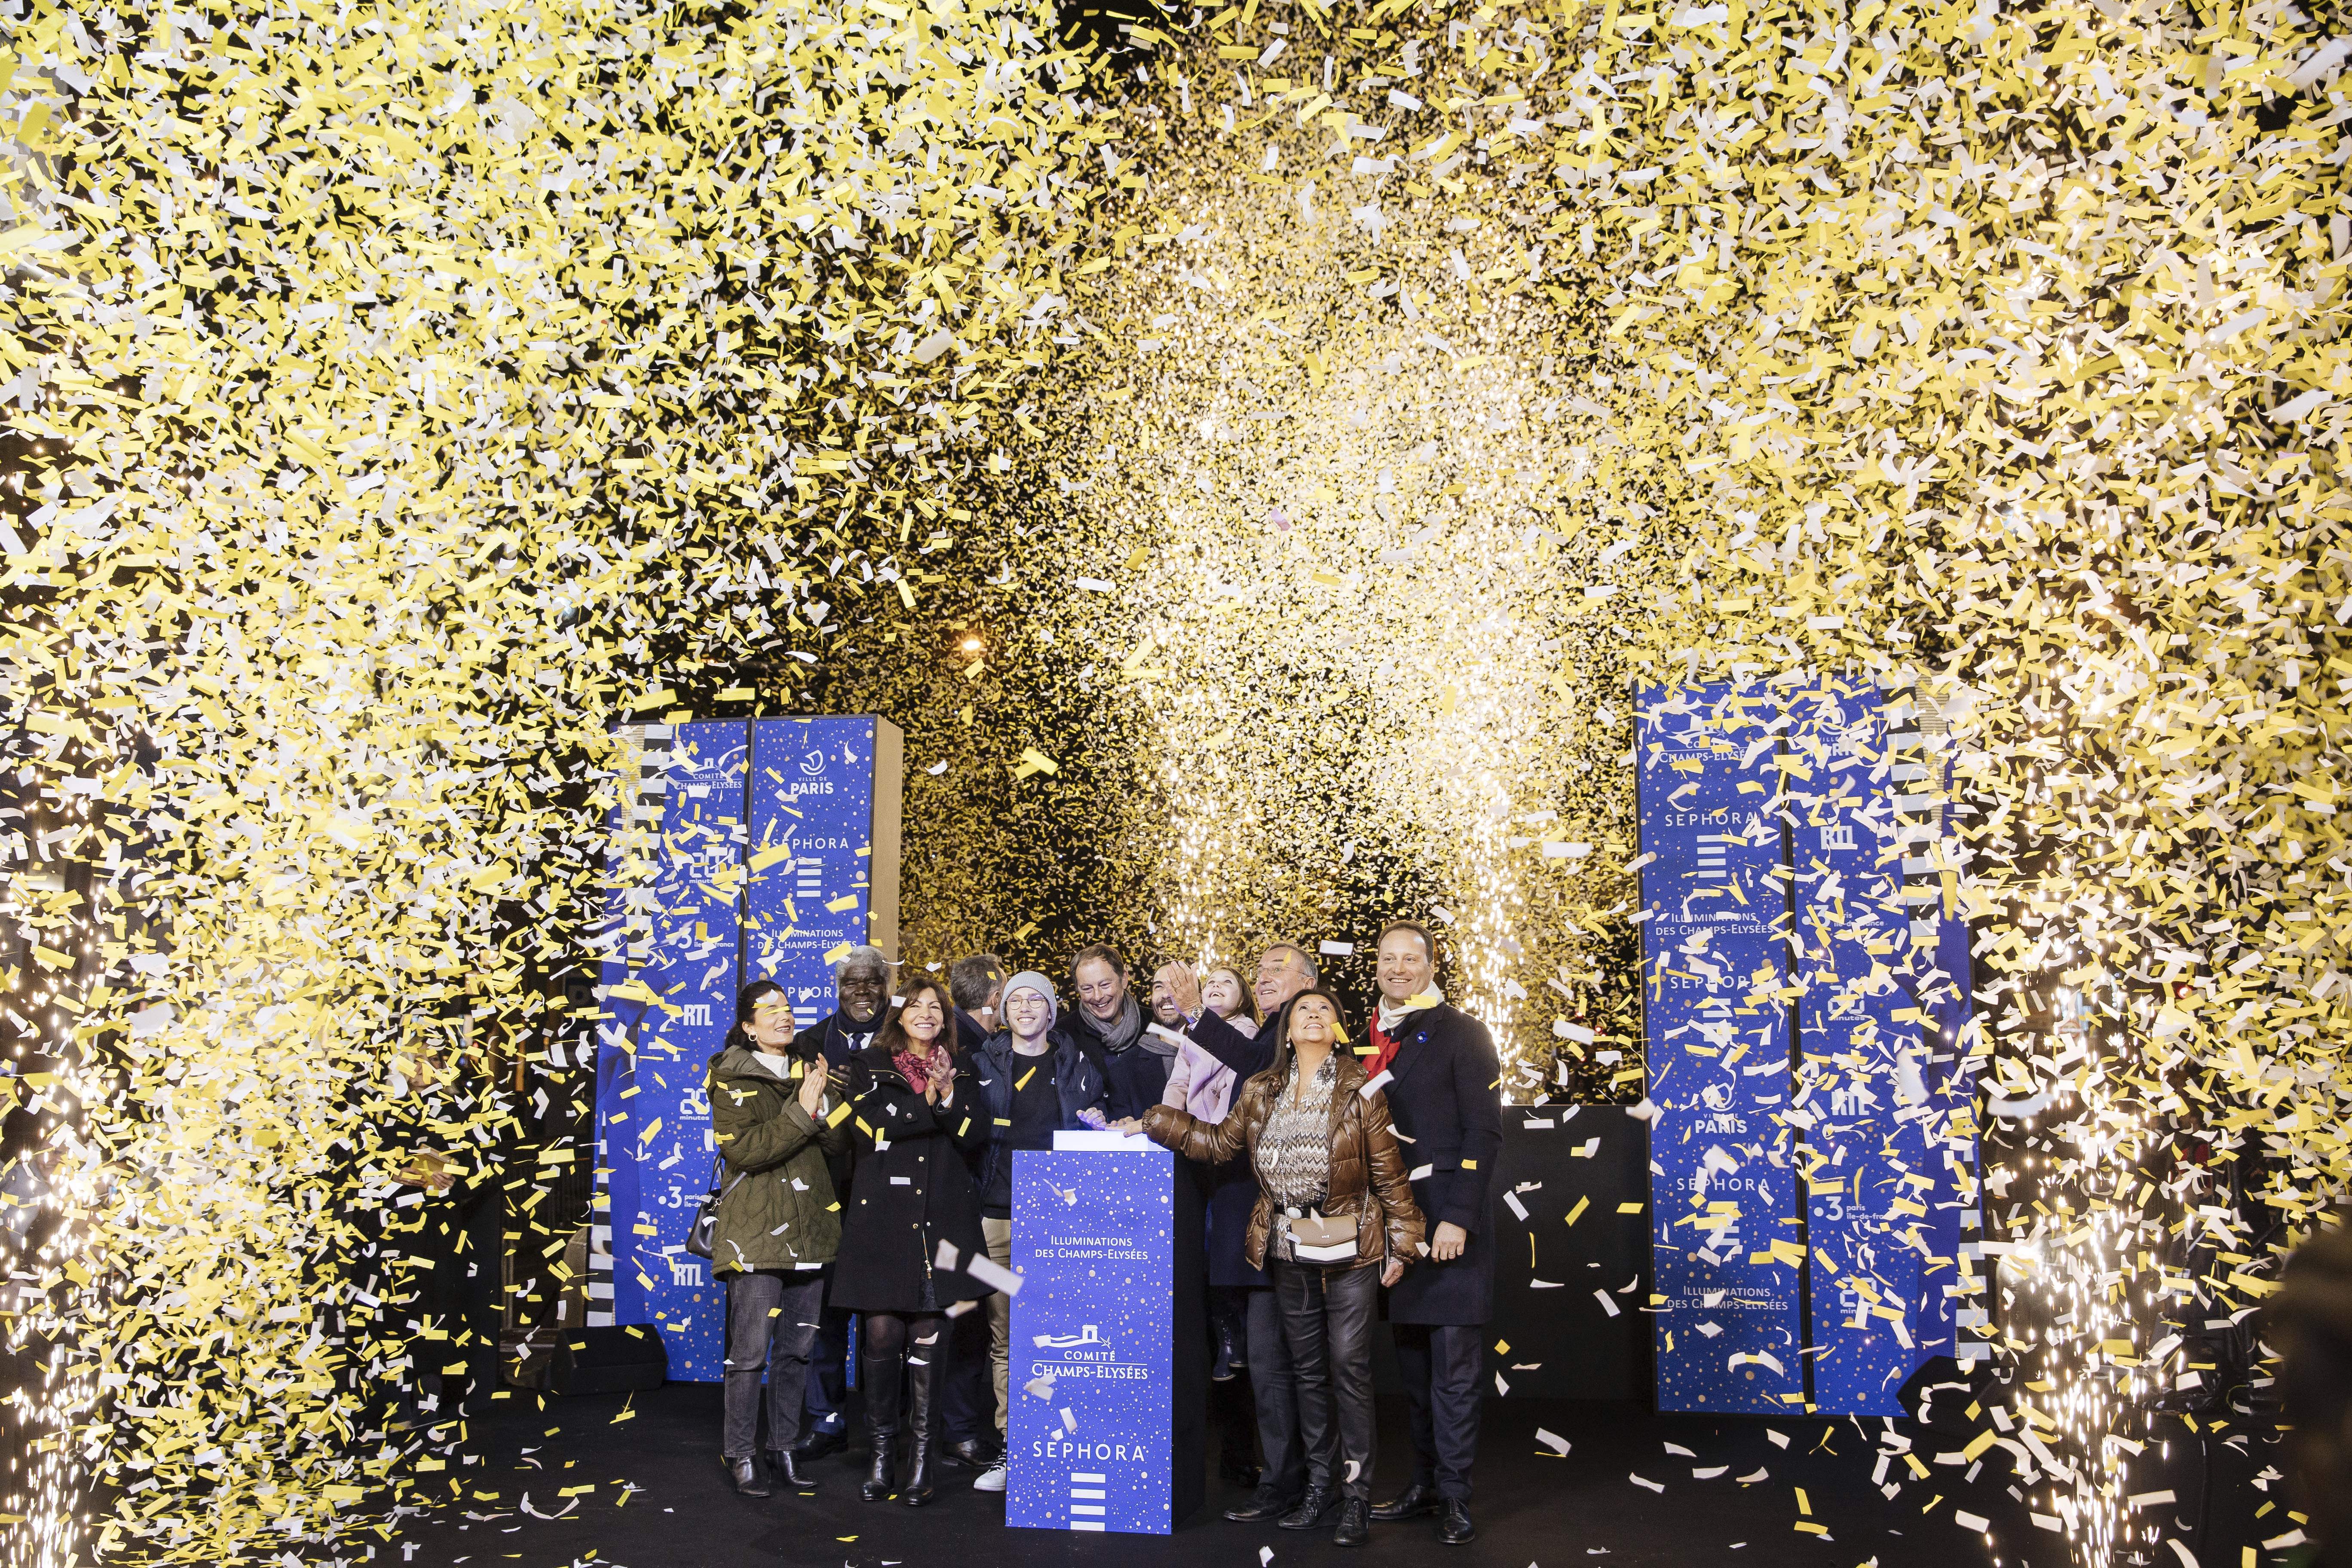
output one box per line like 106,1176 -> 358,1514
1783,675 -> 1939,1415
1635,682 -> 1804,1415
1638,674 -> 1980,1418
594,716 -> 902,1381
745,717 -> 901,1027
1892,691 -> 1983,1371
1006,1142 -> 1204,1534
594,720 -> 747,1378
1928,906 -> 1984,1369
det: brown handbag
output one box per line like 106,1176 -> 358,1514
1286,1209 -> 1358,1263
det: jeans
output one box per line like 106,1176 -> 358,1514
803,1302 -> 854,1436
1246,1285 -> 1304,1494
1393,1322 -> 1482,1500
982,1216 -> 1014,1437
1270,1259 -> 1378,1500
724,1271 -> 825,1459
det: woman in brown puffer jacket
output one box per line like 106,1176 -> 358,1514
1130,986 -> 1423,1550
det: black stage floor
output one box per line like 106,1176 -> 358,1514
383,1384 -> 2147,1568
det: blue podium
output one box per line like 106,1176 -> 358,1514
1005,1135 -> 1206,1534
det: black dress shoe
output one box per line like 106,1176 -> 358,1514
792,1427 -> 846,1462
943,1436 -> 996,1469
1277,1485 -> 1336,1529
726,1456 -> 772,1497
1438,1498 -> 1476,1544
1370,1482 -> 1440,1521
767,1450 -> 818,1489
1332,1498 -> 1371,1547
1224,1484 -> 1296,1522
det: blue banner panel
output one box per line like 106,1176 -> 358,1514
596,720 -> 747,1381
1636,682 -> 1804,1415
1893,693 -> 1982,1369
1783,674 -> 1936,1415
746,717 -> 881,1026
1928,892 -> 1985,1369
595,725 -> 665,1074
1007,1147 -> 1184,1535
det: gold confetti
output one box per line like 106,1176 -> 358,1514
3,0 -> 2345,1563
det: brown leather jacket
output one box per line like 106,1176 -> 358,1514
1142,1044 -> 1424,1272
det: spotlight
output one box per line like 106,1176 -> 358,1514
961,637 -> 983,652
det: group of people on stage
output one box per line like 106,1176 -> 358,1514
701,922 -> 1503,1547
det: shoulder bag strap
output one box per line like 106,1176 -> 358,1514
707,1155 -> 751,1219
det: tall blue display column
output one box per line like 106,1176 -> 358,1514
588,714 -> 901,1378
1005,1136 -> 1205,1534
1635,682 -> 1805,1414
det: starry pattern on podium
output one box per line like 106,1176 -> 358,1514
1005,1146 -> 1189,1536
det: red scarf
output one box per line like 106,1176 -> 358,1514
1364,1014 -> 1405,1080
894,1045 -> 950,1095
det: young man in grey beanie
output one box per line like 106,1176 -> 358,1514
966,971 -> 1109,1492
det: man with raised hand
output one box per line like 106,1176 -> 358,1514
1152,942 -> 1320,1524
1360,920 -> 1502,1546
1162,943 -> 1318,1079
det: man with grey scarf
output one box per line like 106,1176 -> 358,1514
1065,943 -> 1177,1121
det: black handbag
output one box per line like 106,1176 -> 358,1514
685,1153 -> 746,1261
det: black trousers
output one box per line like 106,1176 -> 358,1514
941,1299 -> 992,1446
1245,1284 -> 1304,1494
1270,1259 -> 1378,1501
802,1302 -> 853,1436
1210,1369 -> 1259,1477
1393,1322 -> 1482,1501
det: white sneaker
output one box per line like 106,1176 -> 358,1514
974,1463 -> 1008,1493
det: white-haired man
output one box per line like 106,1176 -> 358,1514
792,944 -> 891,1461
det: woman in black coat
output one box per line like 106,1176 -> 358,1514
829,977 -> 991,1506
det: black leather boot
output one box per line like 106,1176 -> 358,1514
726,1455 -> 771,1497
767,1449 -> 818,1489
859,1348 -> 903,1502
1332,1498 -> 1371,1547
1277,1484 -> 1335,1529
899,1338 -> 943,1507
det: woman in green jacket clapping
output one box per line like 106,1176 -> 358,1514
707,980 -> 850,1496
